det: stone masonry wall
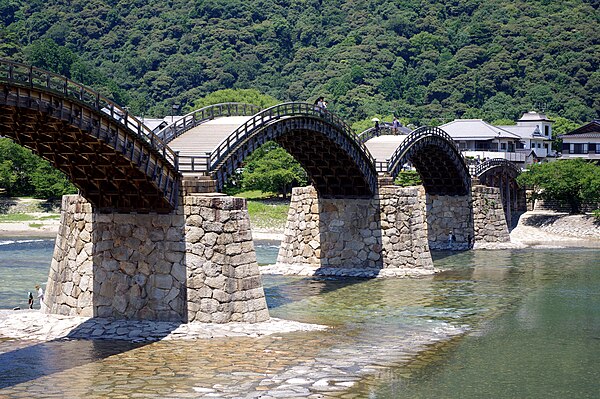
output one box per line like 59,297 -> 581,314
183,194 -> 269,323
276,185 -> 434,275
44,193 -> 269,323
425,194 -> 473,250
472,185 -> 510,243
45,195 -> 187,321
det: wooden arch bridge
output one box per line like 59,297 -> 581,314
0,60 -> 517,213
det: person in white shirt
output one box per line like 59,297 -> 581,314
35,284 -> 44,307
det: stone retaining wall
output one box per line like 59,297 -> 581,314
44,194 -> 269,323
276,185 -> 434,274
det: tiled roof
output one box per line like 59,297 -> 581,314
498,125 -> 552,141
517,111 -> 554,122
440,119 -> 521,140
563,120 -> 600,136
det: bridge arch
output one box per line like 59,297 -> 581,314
181,103 -> 379,198
475,158 -> 525,226
387,126 -> 471,196
0,60 -> 179,213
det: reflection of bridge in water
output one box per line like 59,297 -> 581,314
0,59 -> 521,324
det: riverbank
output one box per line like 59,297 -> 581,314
0,310 -> 326,342
3,210 -> 598,248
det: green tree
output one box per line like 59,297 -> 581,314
516,159 -> 600,214
394,170 -> 423,187
0,138 -> 76,198
191,89 -> 279,111
241,141 -> 307,199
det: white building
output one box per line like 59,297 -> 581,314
559,120 -> 600,160
498,111 -> 555,159
439,119 -> 526,163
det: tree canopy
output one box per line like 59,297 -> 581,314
516,159 -> 600,214
0,0 -> 597,125
0,138 -> 77,198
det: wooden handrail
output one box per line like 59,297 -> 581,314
156,102 -> 263,143
0,58 -> 178,168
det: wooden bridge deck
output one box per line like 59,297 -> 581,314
364,135 -> 409,163
168,116 -> 252,156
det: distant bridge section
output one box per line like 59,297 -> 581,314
172,102 -> 379,198
364,126 -> 471,196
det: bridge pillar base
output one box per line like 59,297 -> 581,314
276,185 -> 434,275
181,175 -> 217,194
425,194 -> 474,250
44,194 -> 269,323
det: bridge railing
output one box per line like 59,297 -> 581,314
156,102 -> 263,143
385,126 -> 463,173
177,102 -> 376,174
474,158 -> 522,177
357,123 -> 398,142
0,59 -> 178,169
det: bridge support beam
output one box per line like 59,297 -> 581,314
44,194 -> 269,323
276,185 -> 434,276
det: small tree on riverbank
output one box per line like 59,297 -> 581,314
516,159 -> 600,214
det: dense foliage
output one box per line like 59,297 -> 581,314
394,170 -> 422,187
230,141 -> 308,198
0,138 -> 77,198
516,159 -> 600,214
1,0 -> 598,125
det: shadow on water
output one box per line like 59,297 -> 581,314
0,318 -> 183,389
262,274 -> 372,310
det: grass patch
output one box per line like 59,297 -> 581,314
246,200 -> 289,230
39,214 -> 61,220
0,213 -> 60,223
28,223 -> 43,229
232,190 -> 290,230
0,214 -> 36,222
231,190 -> 279,200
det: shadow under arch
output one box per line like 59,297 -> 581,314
475,158 -> 526,229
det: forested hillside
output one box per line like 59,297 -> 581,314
1,0 -> 598,125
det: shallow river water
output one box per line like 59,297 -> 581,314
0,237 -> 599,398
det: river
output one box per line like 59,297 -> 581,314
0,236 -> 599,398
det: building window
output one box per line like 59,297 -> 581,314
571,143 -> 588,154
544,125 -> 550,136
500,142 -> 507,150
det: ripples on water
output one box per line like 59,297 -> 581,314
0,238 -> 599,398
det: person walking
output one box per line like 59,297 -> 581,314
28,292 -> 34,309
35,284 -> 44,307
392,117 -> 400,135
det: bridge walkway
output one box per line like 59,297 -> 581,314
168,116 -> 253,159
363,135 -> 409,167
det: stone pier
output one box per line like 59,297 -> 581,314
471,185 -> 510,244
44,194 -> 269,323
276,185 -> 434,276
425,194 -> 473,250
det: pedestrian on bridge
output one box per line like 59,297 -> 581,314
392,117 -> 400,135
